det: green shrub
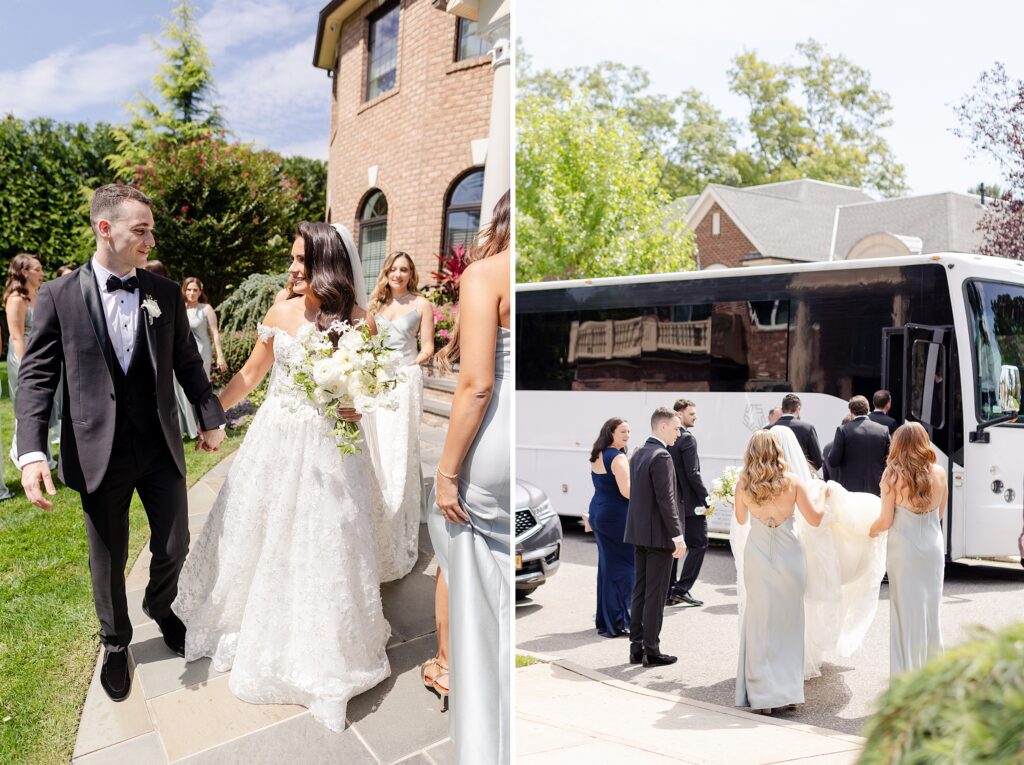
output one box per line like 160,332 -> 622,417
220,329 -> 258,380
217,272 -> 287,334
859,621 -> 1024,765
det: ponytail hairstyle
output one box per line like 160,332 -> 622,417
435,189 -> 510,371
296,221 -> 356,346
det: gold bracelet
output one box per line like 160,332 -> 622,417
436,466 -> 459,480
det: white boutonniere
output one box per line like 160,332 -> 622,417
142,294 -> 161,325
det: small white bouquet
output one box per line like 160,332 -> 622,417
291,320 -> 402,457
704,465 -> 741,519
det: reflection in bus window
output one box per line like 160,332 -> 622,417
967,280 -> 1024,422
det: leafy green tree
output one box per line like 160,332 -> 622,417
519,39 -> 907,199
280,155 -> 328,225
108,0 -> 224,178
516,88 -> 696,282
217,272 -> 288,334
727,40 -> 907,195
132,137 -> 298,303
0,116 -> 117,267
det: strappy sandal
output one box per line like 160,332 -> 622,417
420,656 -> 442,688
429,661 -> 449,712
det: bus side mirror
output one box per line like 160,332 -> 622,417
999,365 -> 1021,414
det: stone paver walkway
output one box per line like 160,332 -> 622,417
517,655 -> 864,764
73,424 -> 451,764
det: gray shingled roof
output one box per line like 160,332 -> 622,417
832,192 -> 986,259
686,180 -> 875,262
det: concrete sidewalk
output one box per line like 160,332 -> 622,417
516,656 -> 864,764
72,425 -> 452,765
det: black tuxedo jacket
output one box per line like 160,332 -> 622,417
16,262 -> 225,494
668,427 -> 708,517
624,437 -> 682,550
827,416 -> 891,495
868,410 -> 898,435
769,415 -> 823,471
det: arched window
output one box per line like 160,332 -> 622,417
359,189 -> 388,296
444,169 -> 484,255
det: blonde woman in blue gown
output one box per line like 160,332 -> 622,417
429,191 -> 510,764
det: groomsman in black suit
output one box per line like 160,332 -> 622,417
667,398 -> 709,608
624,407 -> 686,667
869,389 -> 899,435
828,395 -> 891,495
768,393 -> 823,471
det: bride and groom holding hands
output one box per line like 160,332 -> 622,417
17,183 -> 415,732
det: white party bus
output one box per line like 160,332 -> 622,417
516,253 -> 1024,561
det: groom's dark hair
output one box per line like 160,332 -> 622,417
296,221 -> 355,344
90,184 -> 152,231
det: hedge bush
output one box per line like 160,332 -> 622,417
859,621 -> 1024,765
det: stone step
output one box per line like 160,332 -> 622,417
423,376 -> 457,394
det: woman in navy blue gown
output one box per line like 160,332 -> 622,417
585,418 -> 634,638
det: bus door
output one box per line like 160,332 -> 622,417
883,324 -> 956,550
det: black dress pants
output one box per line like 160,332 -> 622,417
670,514 -> 708,595
629,545 -> 674,655
80,425 -> 188,651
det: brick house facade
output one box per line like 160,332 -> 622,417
315,0 -> 494,292
692,202 -> 758,269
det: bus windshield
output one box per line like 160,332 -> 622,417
966,279 -> 1024,423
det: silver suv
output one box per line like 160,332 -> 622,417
515,479 -> 562,598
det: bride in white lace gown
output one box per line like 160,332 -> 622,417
173,222 -> 390,731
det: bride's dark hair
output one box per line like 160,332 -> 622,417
296,221 -> 356,344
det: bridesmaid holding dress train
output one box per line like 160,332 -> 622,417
429,190 -> 510,764
733,431 -> 825,714
870,422 -> 947,675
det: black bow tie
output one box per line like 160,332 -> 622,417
106,274 -> 139,294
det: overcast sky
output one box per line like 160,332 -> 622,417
517,0 -> 1022,197
0,0 -> 330,159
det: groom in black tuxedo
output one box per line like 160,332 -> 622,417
624,407 -> 686,667
17,184 -> 226,701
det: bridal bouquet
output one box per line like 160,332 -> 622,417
291,320 -> 402,457
704,465 -> 741,519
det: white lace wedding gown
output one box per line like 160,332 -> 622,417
173,323 -> 391,732
731,426 -> 887,678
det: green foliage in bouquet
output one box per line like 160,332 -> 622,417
217,272 -> 288,334
131,137 -> 298,304
859,621 -> 1024,765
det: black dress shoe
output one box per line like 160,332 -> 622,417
629,646 -> 643,664
643,652 -> 677,667
99,649 -> 131,701
142,601 -> 186,657
665,592 -> 688,607
678,591 -> 704,607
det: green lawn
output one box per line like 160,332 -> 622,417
0,374 -> 243,765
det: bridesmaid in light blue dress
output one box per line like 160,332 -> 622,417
429,191 -> 510,764
368,251 -> 434,582
870,422 -> 947,676
733,430 -> 825,713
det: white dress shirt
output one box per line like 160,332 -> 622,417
91,257 -> 141,373
19,259 -> 141,468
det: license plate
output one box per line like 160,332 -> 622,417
515,553 -> 522,570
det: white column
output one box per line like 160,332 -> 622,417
479,33 -> 510,227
